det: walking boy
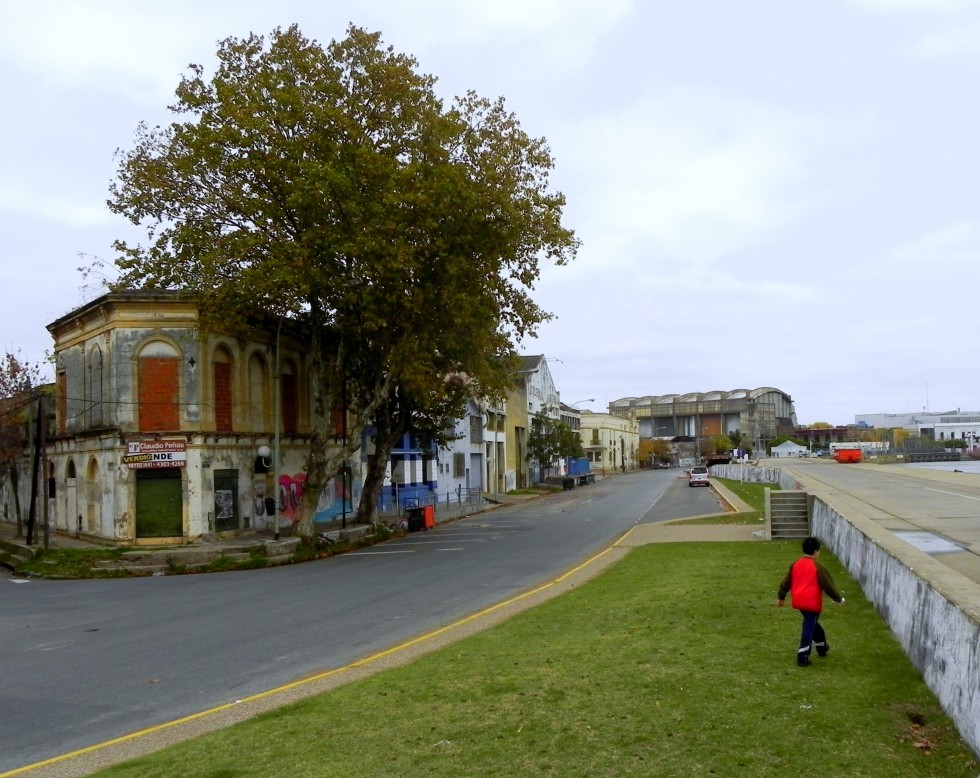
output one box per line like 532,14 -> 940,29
776,537 -> 845,666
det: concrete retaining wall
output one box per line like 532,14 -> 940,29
712,462 -> 980,757
711,464 -> 798,492
813,499 -> 980,758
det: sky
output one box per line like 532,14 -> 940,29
2,0 -> 979,426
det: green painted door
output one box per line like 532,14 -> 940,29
213,470 -> 239,532
135,469 -> 183,537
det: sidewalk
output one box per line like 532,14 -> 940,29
1,475 -> 723,577
0,488 -> 539,576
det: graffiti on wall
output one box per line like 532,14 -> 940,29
254,469 -> 362,527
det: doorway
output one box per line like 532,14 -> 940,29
135,469 -> 183,538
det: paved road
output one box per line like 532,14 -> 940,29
0,470 -> 722,775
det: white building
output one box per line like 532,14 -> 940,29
769,441 -> 808,458
579,411 -> 639,474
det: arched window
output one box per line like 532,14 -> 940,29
213,346 -> 233,433
138,341 -> 180,432
88,345 -> 104,428
280,359 -> 298,435
248,352 -> 267,431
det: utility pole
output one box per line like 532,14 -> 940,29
26,393 -> 42,546
40,393 -> 49,550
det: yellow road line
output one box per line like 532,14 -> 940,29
2,540 -> 623,777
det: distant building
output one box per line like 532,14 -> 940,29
855,410 -> 980,451
610,387 -> 797,453
579,411 -> 639,474
770,441 -> 808,458
794,426 -> 853,449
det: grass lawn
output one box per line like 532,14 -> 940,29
94,542 -> 978,777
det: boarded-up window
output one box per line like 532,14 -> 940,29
88,346 -> 104,428
214,359 -> 232,432
453,452 -> 465,477
469,415 -> 483,443
281,369 -> 297,434
248,353 -> 266,431
57,371 -> 67,434
331,402 -> 346,440
139,357 -> 179,431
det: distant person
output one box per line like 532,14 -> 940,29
776,537 -> 845,666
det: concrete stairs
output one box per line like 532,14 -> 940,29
766,489 -> 810,540
0,537 -> 34,573
89,537 -> 305,575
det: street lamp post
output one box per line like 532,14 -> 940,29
271,318 -> 282,540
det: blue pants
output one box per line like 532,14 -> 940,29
798,610 -> 827,658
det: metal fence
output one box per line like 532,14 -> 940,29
375,487 -> 486,522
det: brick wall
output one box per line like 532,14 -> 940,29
138,357 -> 179,431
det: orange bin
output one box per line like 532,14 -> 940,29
422,505 -> 436,529
834,448 -> 862,463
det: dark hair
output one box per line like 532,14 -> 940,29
802,537 -> 820,555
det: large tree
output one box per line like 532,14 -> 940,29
107,25 -> 577,536
527,409 -> 584,481
0,352 -> 42,536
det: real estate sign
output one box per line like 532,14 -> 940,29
123,440 -> 187,469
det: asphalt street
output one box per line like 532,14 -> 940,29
0,469 -> 721,775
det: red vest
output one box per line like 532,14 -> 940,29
790,557 -> 822,612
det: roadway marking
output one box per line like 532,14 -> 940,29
926,487 -> 980,502
343,550 -> 415,556
0,541 -> 620,778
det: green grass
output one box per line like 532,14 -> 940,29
508,485 -> 560,496
15,547 -> 129,578
93,543 -> 977,777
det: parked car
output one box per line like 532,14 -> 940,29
688,465 -> 710,487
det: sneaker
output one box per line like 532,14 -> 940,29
797,655 -> 811,667
816,642 -> 829,658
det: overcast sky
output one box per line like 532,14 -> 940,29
2,0 -> 979,425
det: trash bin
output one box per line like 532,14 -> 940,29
562,477 -> 575,491
422,505 -> 436,529
407,507 -> 424,532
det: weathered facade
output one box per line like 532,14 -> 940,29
43,291 -> 358,543
3,292 -> 569,537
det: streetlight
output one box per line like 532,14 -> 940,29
256,444 -> 277,539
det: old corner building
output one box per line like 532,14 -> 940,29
44,290 -> 353,544
609,388 -> 798,450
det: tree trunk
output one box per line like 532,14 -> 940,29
354,394 -> 392,526
354,390 -> 407,525
10,465 -> 22,537
295,316 -> 334,540
355,435 -> 392,525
